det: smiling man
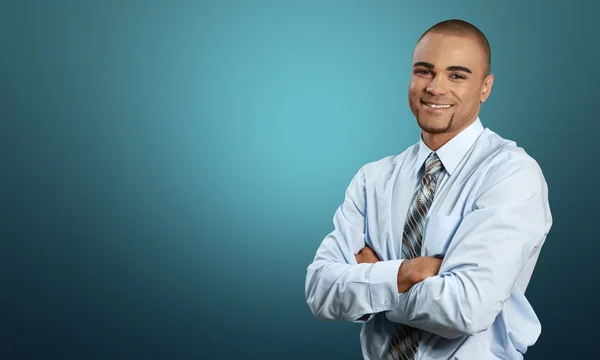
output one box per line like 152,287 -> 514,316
305,19 -> 552,360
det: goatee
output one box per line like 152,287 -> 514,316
418,114 -> 454,134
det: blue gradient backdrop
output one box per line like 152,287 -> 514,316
2,1 -> 597,359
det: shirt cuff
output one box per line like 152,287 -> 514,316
367,259 -> 404,313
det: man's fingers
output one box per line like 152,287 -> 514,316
355,246 -> 381,264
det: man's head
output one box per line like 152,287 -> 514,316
408,19 -> 494,148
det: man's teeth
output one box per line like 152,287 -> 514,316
424,103 -> 452,109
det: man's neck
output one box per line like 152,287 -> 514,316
421,118 -> 478,151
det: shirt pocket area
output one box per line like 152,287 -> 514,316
421,215 -> 462,257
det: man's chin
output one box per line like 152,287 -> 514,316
420,125 -> 450,134
417,115 -> 453,134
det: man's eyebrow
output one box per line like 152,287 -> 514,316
447,65 -> 472,74
413,61 -> 434,69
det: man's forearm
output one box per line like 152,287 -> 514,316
396,256 -> 443,293
305,259 -> 403,322
344,248 -> 442,323
386,275 -> 471,339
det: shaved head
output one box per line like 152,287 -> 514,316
417,19 -> 491,76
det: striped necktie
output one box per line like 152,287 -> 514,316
386,152 -> 444,360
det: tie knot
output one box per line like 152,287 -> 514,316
425,153 -> 443,177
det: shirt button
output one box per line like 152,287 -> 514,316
384,300 -> 390,307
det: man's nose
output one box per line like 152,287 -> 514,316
426,75 -> 447,96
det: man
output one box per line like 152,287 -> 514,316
305,19 -> 552,360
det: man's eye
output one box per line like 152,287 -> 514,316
416,69 -> 432,75
451,74 -> 466,79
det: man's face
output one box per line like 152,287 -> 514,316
408,32 -> 493,136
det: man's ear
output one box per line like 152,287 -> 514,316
480,74 -> 494,103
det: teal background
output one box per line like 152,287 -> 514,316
2,1 -> 597,359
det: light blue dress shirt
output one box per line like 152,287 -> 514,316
305,118 -> 552,360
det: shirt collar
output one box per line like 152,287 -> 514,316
416,117 -> 485,177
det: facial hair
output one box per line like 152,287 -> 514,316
418,114 -> 454,134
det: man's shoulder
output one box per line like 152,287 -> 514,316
480,129 -> 542,170
360,143 -> 420,176
475,129 -> 546,186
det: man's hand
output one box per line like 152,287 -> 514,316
355,247 -> 442,293
355,246 -> 381,264
397,256 -> 443,293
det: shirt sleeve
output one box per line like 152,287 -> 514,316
385,156 -> 552,338
305,166 -> 404,322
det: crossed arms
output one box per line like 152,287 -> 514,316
305,159 -> 550,338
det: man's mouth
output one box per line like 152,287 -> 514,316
421,100 -> 453,109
